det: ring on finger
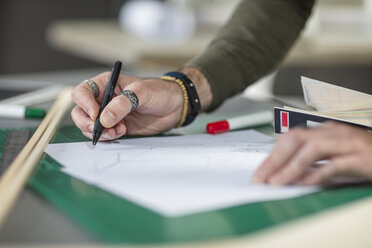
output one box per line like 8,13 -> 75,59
82,79 -> 99,98
119,90 -> 139,112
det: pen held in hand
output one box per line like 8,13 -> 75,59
92,61 -> 122,147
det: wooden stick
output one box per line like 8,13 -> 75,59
0,88 -> 62,189
0,93 -> 60,186
0,87 -> 73,228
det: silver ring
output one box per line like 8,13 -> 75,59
83,79 -> 99,98
119,90 -> 139,111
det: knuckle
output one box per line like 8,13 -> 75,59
128,80 -> 146,95
101,71 -> 111,80
71,84 -> 91,103
70,87 -> 79,102
92,71 -> 111,86
126,80 -> 149,107
101,71 -> 112,84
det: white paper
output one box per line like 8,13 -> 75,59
45,130 -> 318,217
301,76 -> 372,112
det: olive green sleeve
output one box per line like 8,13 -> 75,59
187,0 -> 315,111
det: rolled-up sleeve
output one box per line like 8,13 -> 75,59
187,0 -> 315,111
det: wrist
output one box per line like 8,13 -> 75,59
180,67 -> 213,112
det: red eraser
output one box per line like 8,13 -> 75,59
206,120 -> 230,134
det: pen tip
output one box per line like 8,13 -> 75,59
92,135 -> 98,146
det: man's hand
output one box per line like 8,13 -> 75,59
254,122 -> 372,185
71,67 -> 213,141
71,72 -> 185,141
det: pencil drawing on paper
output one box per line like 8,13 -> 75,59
45,130 -> 319,217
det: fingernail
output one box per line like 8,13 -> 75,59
101,111 -> 116,125
88,124 -> 94,132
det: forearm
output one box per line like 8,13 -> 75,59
186,0 -> 315,111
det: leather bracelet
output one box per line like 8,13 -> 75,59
162,71 -> 201,126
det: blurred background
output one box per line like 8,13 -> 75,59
0,0 -> 372,102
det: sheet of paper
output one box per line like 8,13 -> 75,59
301,76 -> 372,112
45,130 -> 319,217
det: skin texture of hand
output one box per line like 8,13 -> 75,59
71,67 -> 213,141
71,72 -> 184,141
253,122 -> 372,185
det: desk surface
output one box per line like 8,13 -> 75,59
0,70 -> 105,243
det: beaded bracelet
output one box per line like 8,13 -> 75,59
161,75 -> 189,127
162,72 -> 201,126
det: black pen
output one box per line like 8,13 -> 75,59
92,61 -> 122,147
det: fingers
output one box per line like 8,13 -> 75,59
267,133 -> 353,185
71,106 -> 95,132
72,73 -> 190,138
72,105 -> 127,141
71,72 -> 142,141
81,130 -> 116,141
71,83 -> 100,120
254,122 -> 372,186
100,82 -> 149,128
81,122 -> 127,141
99,95 -> 132,128
253,129 -> 309,183
299,154 -> 372,185
71,72 -> 141,121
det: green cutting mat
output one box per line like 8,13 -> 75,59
1,125 -> 372,244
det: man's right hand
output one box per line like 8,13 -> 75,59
70,67 -> 213,141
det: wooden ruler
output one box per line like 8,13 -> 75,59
0,87 -> 73,227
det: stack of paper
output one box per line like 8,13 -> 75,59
295,77 -> 372,127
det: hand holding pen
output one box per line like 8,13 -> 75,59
70,66 -> 209,141
92,61 -> 122,146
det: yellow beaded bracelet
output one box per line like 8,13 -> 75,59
161,75 -> 189,127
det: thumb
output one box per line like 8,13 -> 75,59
100,83 -> 144,128
100,94 -> 132,128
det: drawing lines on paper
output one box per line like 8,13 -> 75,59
94,153 -> 121,173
